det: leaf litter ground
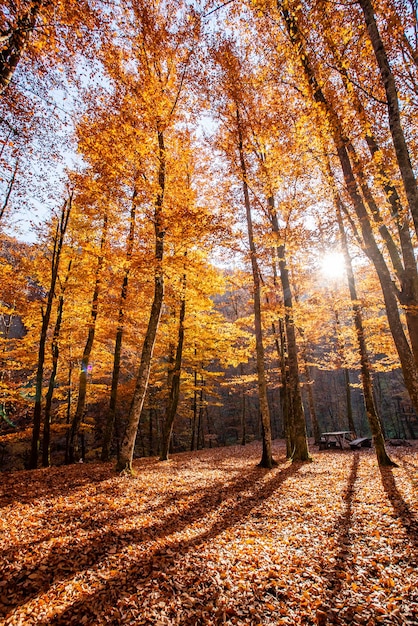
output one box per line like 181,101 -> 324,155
0,440 -> 417,625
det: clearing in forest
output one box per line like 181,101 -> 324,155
0,440 -> 417,625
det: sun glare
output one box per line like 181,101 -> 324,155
320,251 -> 346,280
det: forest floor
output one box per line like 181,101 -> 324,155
0,440 -> 417,626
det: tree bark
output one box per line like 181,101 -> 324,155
68,212 -> 108,463
116,130 -> 166,473
160,269 -> 187,461
29,195 -> 71,469
101,190 -> 137,462
319,11 -> 418,369
42,260 -> 71,467
334,183 -> 396,466
191,356 -> 198,452
236,108 -> 276,468
279,0 -> 418,418
240,363 -> 247,446
276,242 -> 311,461
357,0 -> 418,239
0,0 -> 44,93
304,359 -> 321,444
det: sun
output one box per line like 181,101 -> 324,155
320,251 -> 346,280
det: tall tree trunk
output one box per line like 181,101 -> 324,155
240,363 -> 247,446
276,241 -> 311,460
278,318 -> 292,456
264,191 -> 310,460
160,269 -> 187,461
334,186 -> 396,465
42,260 -> 72,467
68,212 -> 108,463
344,368 -> 356,436
332,306 -> 356,434
101,190 -> 137,461
279,0 -> 418,418
303,358 -> 321,444
318,8 -> 418,369
29,195 -> 71,469
198,384 -> 204,448
64,349 -> 73,464
0,0 -> 44,93
236,108 -> 275,468
191,360 -> 198,452
357,0 -> 418,239
116,130 -> 166,473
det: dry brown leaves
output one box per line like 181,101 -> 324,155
0,440 -> 417,625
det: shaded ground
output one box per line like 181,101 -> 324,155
0,440 -> 417,625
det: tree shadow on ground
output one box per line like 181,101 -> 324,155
379,464 -> 418,552
34,462 -> 302,625
0,462 -> 114,508
323,452 -> 359,594
1,458 -> 296,621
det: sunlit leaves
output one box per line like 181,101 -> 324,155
0,442 -> 417,623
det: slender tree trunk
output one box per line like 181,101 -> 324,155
357,0 -> 418,239
344,368 -> 356,436
68,212 -> 108,463
41,295 -> 63,468
116,131 -> 166,472
276,242 -> 311,461
278,318 -> 292,455
64,350 -> 73,464
191,361 -> 198,452
334,190 -> 396,465
303,359 -> 321,444
236,108 -> 275,468
29,196 -> 71,469
160,269 -> 187,461
0,160 -> 18,222
0,0 -> 44,93
241,373 -> 247,446
101,191 -> 137,461
198,385 -> 204,448
42,260 -> 72,467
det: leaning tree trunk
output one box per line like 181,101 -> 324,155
278,0 -> 418,418
357,0 -> 418,239
236,108 -> 275,469
319,8 -> 418,370
278,318 -> 292,457
333,180 -> 396,466
68,212 -> 108,463
160,270 -> 187,461
269,261 -> 293,451
311,5 -> 418,370
101,190 -> 137,462
116,130 -> 166,473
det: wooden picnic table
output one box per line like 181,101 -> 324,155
319,431 -> 353,450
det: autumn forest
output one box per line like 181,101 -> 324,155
0,0 -> 418,623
